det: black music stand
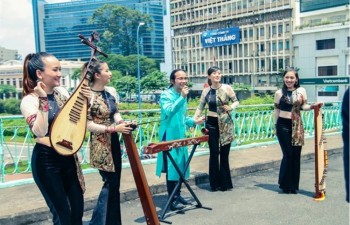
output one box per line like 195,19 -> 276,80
159,143 -> 212,223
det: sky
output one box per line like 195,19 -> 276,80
0,0 -> 68,59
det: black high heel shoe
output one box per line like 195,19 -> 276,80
282,189 -> 291,194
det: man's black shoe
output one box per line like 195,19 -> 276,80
170,200 -> 184,211
177,196 -> 189,205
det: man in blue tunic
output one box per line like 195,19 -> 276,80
156,69 -> 204,210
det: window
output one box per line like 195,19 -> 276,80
318,66 -> 337,76
316,39 -> 335,50
260,27 -> 264,36
285,40 -> 290,50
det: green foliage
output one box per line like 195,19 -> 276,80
232,83 -> 251,91
0,100 -> 4,113
104,54 -> 158,78
72,67 -> 83,80
105,54 -> 131,75
90,4 -> 152,56
3,98 -> 21,114
237,94 -> 274,112
141,71 -> 168,92
112,74 -> 137,95
0,84 -> 16,95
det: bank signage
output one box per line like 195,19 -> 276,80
299,77 -> 350,85
201,27 -> 240,48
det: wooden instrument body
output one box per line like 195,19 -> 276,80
144,135 -> 209,154
314,106 -> 327,200
49,32 -> 106,156
49,79 -> 89,156
122,133 -> 159,225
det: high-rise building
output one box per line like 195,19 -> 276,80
293,0 -> 349,102
0,59 -> 84,99
167,0 -> 349,101
169,0 -> 296,93
32,0 -> 164,62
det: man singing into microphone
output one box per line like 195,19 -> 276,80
155,69 -> 204,211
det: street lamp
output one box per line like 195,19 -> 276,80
137,21 -> 145,153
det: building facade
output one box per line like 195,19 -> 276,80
293,0 -> 349,102
168,0 -> 349,102
0,47 -> 19,62
0,60 -> 84,99
32,0 -> 164,62
169,0 -> 296,93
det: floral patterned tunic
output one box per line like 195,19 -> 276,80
87,87 -> 119,172
20,87 -> 85,193
274,87 -> 308,146
197,84 -> 239,146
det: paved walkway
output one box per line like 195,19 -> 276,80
0,133 -> 344,224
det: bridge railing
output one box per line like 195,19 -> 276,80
0,102 -> 342,183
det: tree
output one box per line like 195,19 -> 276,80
110,73 -> 137,98
105,54 -> 131,75
125,55 -> 158,77
105,54 -> 158,78
3,98 -> 21,114
0,84 -> 16,97
141,71 -> 168,92
71,68 -> 82,80
90,4 -> 152,56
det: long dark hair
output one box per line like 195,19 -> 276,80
169,68 -> 185,88
282,67 -> 300,102
22,52 -> 55,96
82,59 -> 106,85
207,66 -> 220,86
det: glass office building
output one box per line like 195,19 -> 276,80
33,0 -> 164,62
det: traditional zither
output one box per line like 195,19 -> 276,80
122,132 -> 160,225
314,105 -> 328,201
49,31 -> 108,155
144,135 -> 209,154
144,134 -> 211,222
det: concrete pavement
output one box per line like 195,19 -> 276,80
0,133 -> 344,224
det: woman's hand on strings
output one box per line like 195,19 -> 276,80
80,84 -> 91,101
115,121 -> 134,134
221,104 -> 232,112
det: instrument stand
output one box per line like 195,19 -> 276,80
159,143 -> 212,224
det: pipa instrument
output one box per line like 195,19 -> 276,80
49,31 -> 108,155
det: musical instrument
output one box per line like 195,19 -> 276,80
144,135 -> 209,154
144,135 -> 211,222
122,132 -> 160,225
49,32 -> 108,156
314,105 -> 327,201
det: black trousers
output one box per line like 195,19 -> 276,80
276,117 -> 302,191
206,116 -> 233,191
32,143 -> 84,225
90,133 -> 122,225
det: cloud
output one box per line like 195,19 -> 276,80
0,0 -> 35,59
